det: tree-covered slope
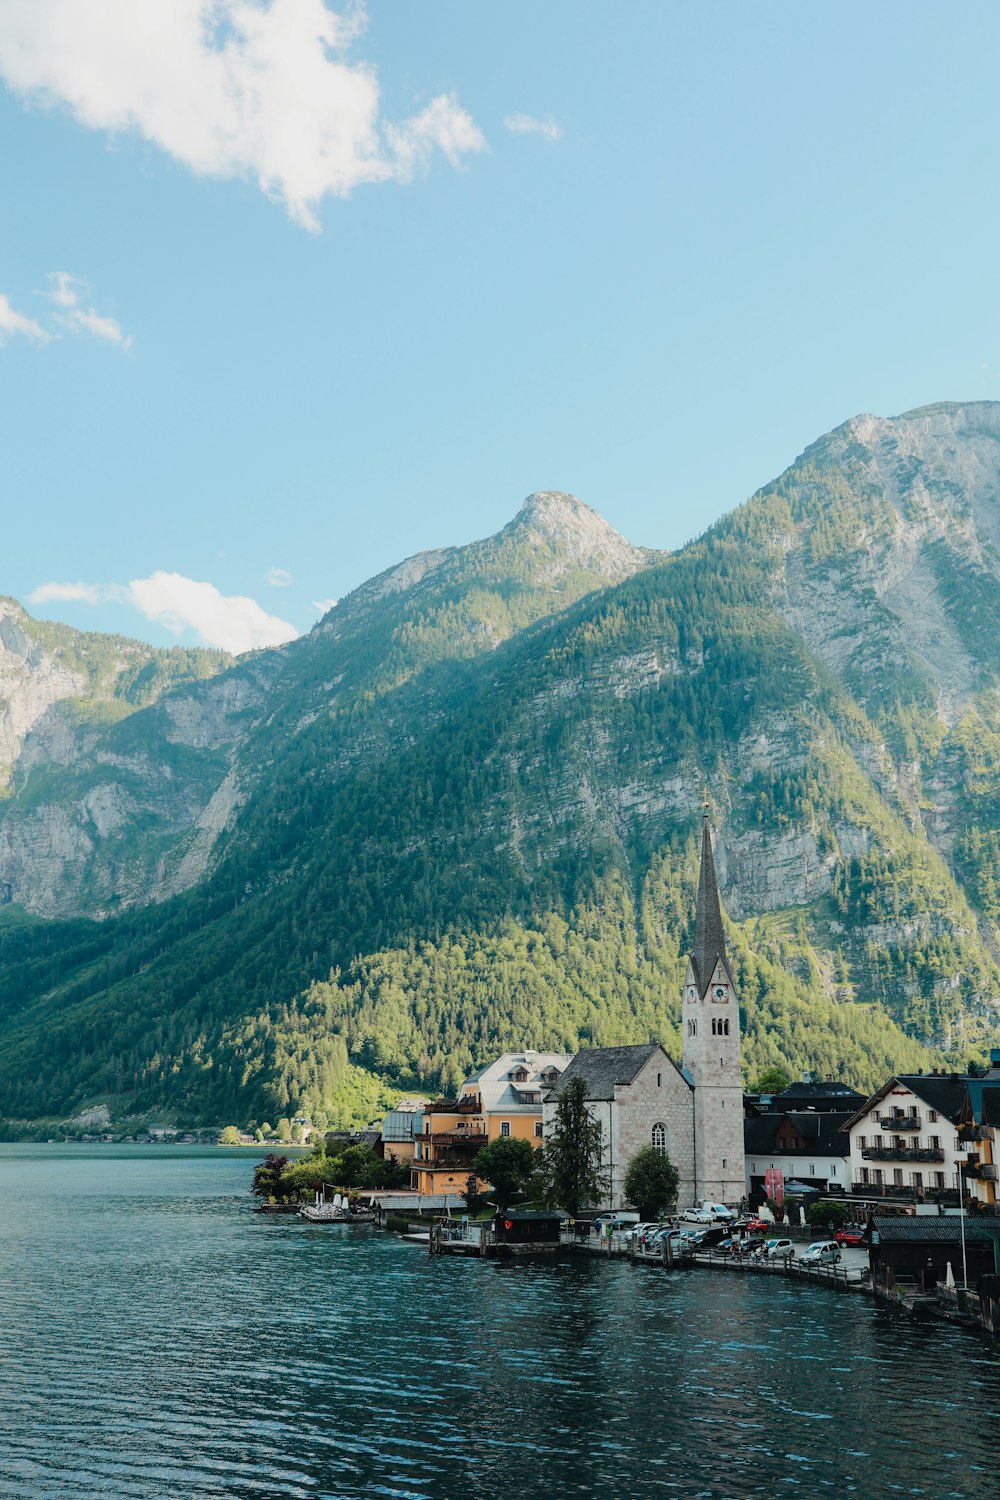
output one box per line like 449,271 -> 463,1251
0,491 -> 654,919
3,406 -> 1000,1129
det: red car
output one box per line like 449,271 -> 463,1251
744,1216 -> 768,1233
835,1226 -> 868,1247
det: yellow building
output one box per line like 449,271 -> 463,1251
410,1051 -> 572,1194
959,1050 -> 1000,1207
459,1050 -> 572,1143
411,1096 -> 488,1195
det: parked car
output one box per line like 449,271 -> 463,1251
698,1202 -> 737,1223
626,1222 -> 661,1246
744,1216 -> 769,1233
799,1240 -> 842,1266
762,1237 -> 795,1260
680,1207 -> 714,1224
835,1226 -> 868,1248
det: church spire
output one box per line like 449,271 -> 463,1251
691,811 -> 727,994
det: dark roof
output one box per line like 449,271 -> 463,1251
872,1216 -> 1000,1244
744,1112 -> 853,1155
497,1210 -> 563,1222
775,1081 -> 865,1104
551,1044 -> 668,1102
691,817 -> 728,995
844,1072 -> 968,1129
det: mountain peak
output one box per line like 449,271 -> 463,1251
506,491 -> 657,578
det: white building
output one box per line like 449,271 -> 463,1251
543,817 -> 745,1211
842,1072 -> 968,1206
743,1111 -> 851,1200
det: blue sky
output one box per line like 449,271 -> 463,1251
2,0 -> 999,652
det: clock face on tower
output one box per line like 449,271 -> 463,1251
712,984 -> 729,1002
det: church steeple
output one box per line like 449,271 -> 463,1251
691,811 -> 727,995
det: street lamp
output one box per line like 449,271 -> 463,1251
957,1156 -> 968,1292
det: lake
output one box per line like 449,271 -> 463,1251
0,1145 -> 996,1499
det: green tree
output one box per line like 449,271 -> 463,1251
251,1153 -> 289,1199
473,1136 -> 536,1212
542,1076 -> 607,1218
218,1125 -> 242,1145
623,1146 -> 679,1221
276,1117 -> 293,1143
752,1066 -> 791,1095
806,1198 -> 850,1230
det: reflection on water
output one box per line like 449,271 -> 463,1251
0,1145 -> 996,1499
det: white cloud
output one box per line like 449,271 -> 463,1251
0,1 -> 486,230
128,572 -> 298,652
47,270 -> 132,349
0,292 -> 50,344
28,571 -> 298,653
503,113 -> 562,142
266,566 -> 293,587
28,580 -> 102,604
313,597 -> 338,616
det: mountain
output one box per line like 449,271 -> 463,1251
3,411 -> 1000,1132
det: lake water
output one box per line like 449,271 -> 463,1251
0,1145 -> 997,1500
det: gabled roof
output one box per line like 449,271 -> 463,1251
462,1051 -> 573,1115
743,1112 -> 853,1155
843,1073 -> 968,1130
690,817 -> 729,996
549,1044 -> 678,1102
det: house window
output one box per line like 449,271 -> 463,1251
809,1164 -> 815,1175
858,1136 -> 866,1149
929,1135 -> 940,1150
934,1171 -> 945,1188
893,1169 -> 903,1186
534,1121 -> 543,1139
929,1110 -> 938,1123
911,1172 -> 923,1189
500,1121 -> 511,1137
652,1122 -> 667,1154
873,1135 -> 883,1148
657,1072 -> 662,1087
861,1168 -> 870,1184
688,1019 -> 697,1037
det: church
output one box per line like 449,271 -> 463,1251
543,816 -> 746,1210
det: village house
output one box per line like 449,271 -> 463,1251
458,1051 -> 572,1143
958,1048 -> 1000,1208
743,1109 -> 851,1202
409,1051 -> 571,1194
543,816 -> 746,1211
843,1072 -> 969,1207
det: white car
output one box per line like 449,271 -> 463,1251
799,1240 -> 841,1266
763,1237 -> 795,1260
699,1202 -> 736,1223
680,1207 -> 714,1224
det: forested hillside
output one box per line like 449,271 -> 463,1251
3,405 -> 1000,1131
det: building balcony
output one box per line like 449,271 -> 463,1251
961,1160 -> 999,1182
861,1146 -> 944,1163
879,1114 -> 921,1131
423,1129 -> 487,1145
851,1182 -> 960,1205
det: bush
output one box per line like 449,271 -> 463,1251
806,1198 -> 850,1230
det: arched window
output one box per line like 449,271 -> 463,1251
652,1122 -> 667,1154
723,1019 -> 730,1036
687,1018 -> 697,1037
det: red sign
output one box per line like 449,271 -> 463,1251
764,1166 -> 784,1206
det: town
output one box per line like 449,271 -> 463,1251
251,821 -> 1000,1338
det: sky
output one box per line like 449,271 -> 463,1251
3,1 -> 1000,653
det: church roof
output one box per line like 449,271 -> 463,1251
691,816 -> 729,995
548,1044 -> 678,1102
